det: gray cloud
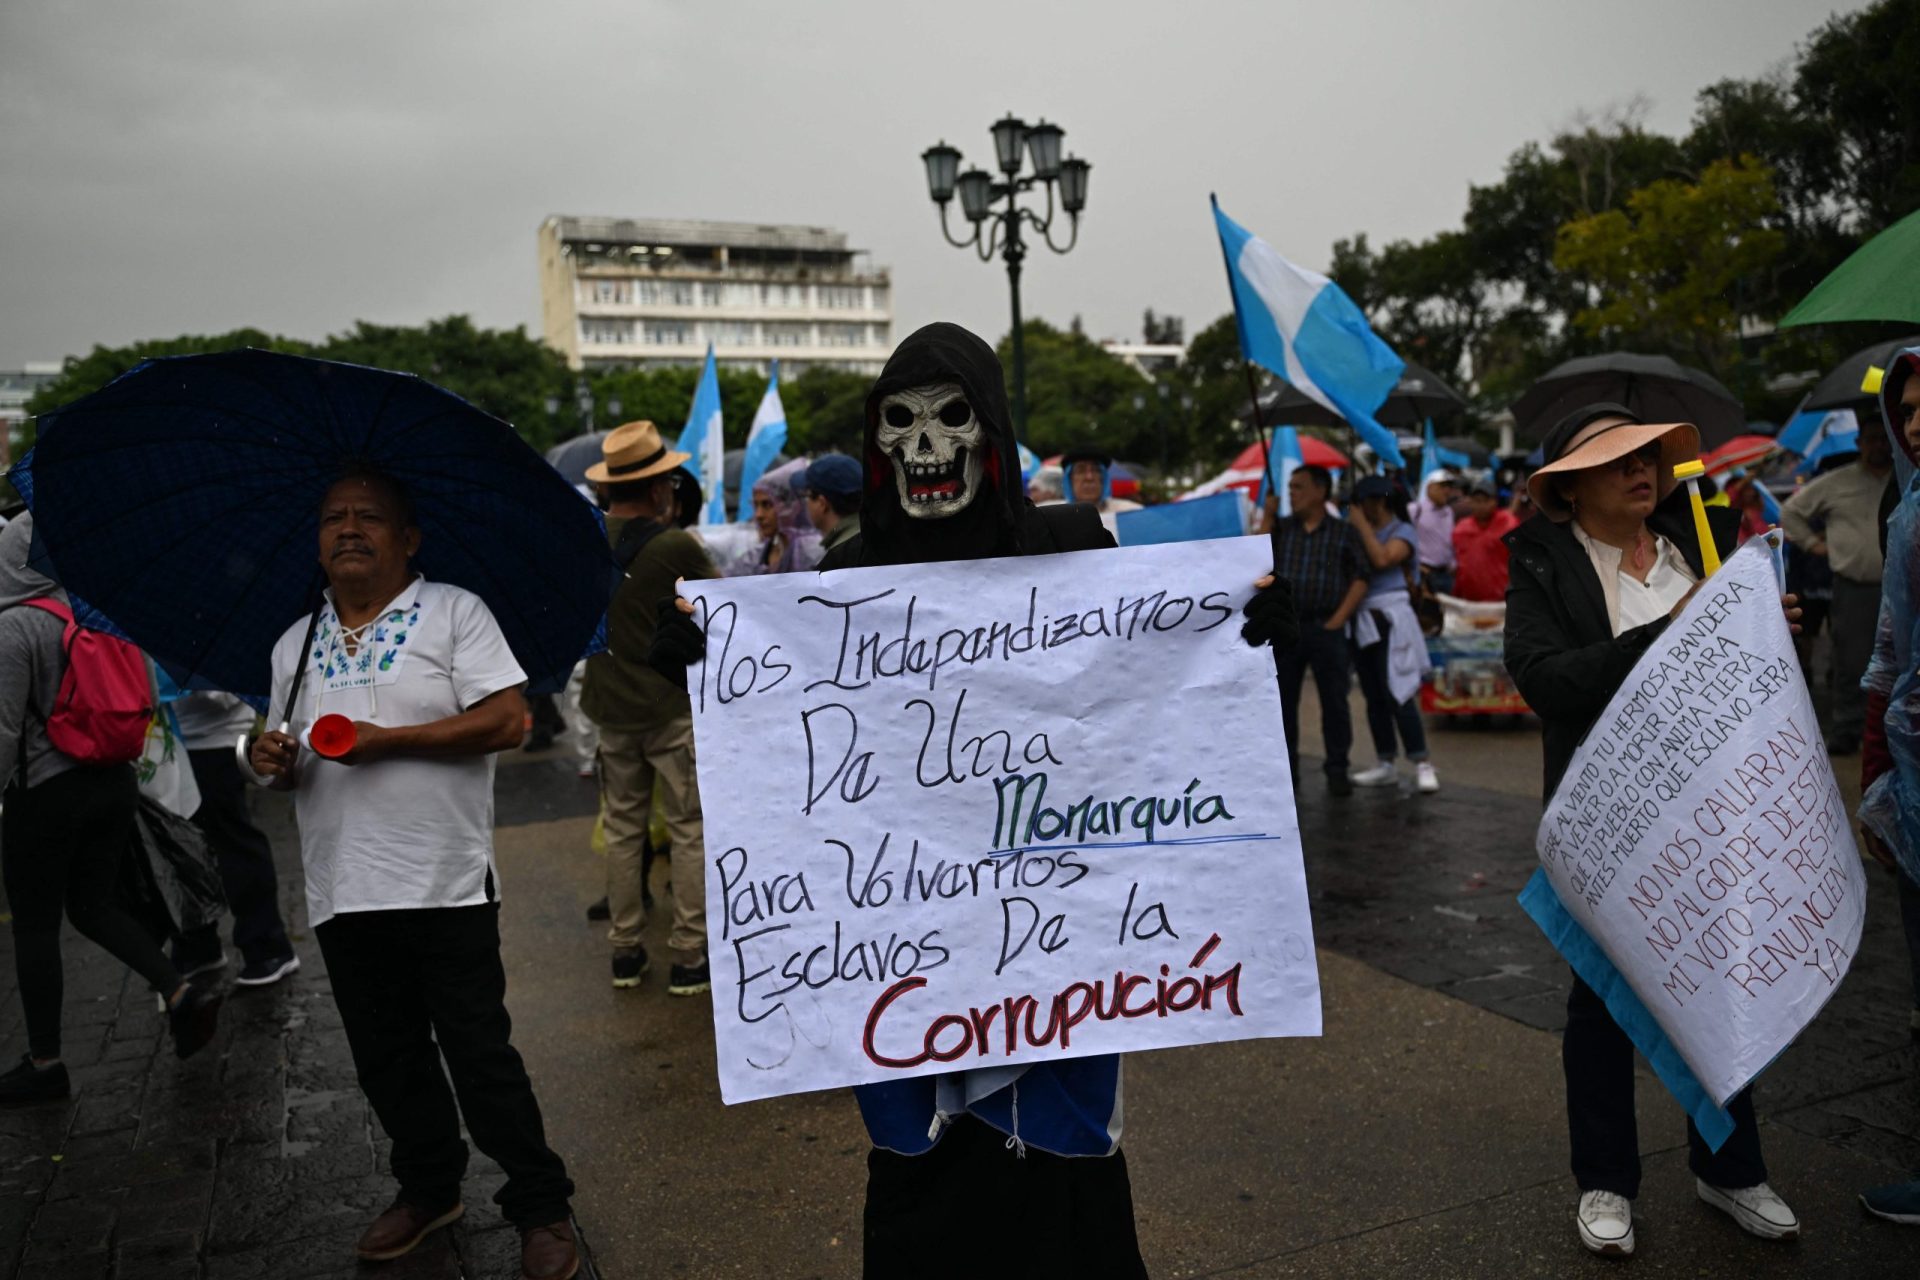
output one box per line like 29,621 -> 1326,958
0,0 -> 1843,368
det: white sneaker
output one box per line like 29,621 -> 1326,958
1696,1179 -> 1800,1240
1577,1190 -> 1634,1256
1351,762 -> 1399,788
1414,761 -> 1440,793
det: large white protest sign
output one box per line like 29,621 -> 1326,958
682,537 -> 1321,1104
1536,537 -> 1866,1105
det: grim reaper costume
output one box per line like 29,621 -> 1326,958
652,323 -> 1298,1279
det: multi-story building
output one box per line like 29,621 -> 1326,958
538,216 -> 893,376
0,363 -> 61,467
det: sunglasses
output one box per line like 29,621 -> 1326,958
1599,443 -> 1663,475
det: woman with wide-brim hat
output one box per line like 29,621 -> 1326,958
1505,403 -> 1803,1258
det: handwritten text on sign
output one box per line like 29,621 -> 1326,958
684,537 -> 1321,1104
1537,538 -> 1865,1105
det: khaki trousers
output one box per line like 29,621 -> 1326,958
598,718 -> 706,963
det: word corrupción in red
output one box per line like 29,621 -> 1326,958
861,933 -> 1243,1069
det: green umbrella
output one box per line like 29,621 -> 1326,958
1780,208 -> 1920,327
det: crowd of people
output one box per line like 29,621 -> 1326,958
0,324 -> 1914,1278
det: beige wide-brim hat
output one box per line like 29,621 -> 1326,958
1526,411 -> 1700,522
584,420 -> 690,486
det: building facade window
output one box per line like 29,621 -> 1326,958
634,280 -> 697,307
763,283 -> 809,309
762,322 -> 811,347
642,321 -> 693,345
819,322 -> 867,347
580,319 -> 634,345
706,321 -> 759,346
817,285 -> 863,310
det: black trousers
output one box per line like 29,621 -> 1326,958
1276,621 -> 1352,780
864,1116 -> 1147,1280
1354,621 -> 1429,763
315,904 -> 573,1228
1828,575 -> 1880,743
182,748 -> 292,967
2,765 -> 180,1059
1563,974 -> 1767,1198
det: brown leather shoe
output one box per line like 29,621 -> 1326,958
521,1219 -> 580,1279
356,1199 -> 464,1261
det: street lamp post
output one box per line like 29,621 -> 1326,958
921,115 -> 1090,439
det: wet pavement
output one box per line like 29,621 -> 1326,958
0,710 -> 1915,1278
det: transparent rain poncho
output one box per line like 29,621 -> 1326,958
1859,347 -> 1920,886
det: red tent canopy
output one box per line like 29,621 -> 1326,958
1229,437 -> 1349,472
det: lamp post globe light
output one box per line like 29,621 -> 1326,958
920,115 -> 1090,439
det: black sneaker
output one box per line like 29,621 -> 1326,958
667,960 -> 710,997
612,948 -> 649,988
0,1055 -> 69,1107
168,981 -> 224,1060
234,953 -> 301,988
1328,771 -> 1354,798
585,896 -> 611,922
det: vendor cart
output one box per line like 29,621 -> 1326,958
1420,594 -> 1531,717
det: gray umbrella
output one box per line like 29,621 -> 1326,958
544,430 -> 610,487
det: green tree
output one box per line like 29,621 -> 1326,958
1553,158 -> 1786,387
781,367 -> 871,457
24,328 -> 312,440
317,316 -> 572,448
994,319 -> 1153,460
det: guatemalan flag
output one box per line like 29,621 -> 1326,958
676,346 -> 727,525
736,361 -> 789,522
1255,426 -> 1305,516
1212,196 -> 1407,468
1779,405 -> 1860,476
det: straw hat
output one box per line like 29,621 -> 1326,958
1526,403 -> 1700,522
584,421 -> 689,486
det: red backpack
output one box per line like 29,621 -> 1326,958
19,597 -> 153,766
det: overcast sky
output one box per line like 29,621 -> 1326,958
0,0 -> 1857,370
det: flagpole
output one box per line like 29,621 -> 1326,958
1213,195 -> 1278,507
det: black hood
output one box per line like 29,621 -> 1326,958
858,322 -> 1028,563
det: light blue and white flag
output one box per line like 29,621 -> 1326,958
1421,418 -> 1472,482
1779,405 -> 1860,476
676,346 -> 727,525
1213,196 -> 1407,468
736,361 -> 788,522
1254,426 -> 1305,516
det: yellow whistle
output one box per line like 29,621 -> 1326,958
1862,364 -> 1885,396
1672,459 -> 1720,576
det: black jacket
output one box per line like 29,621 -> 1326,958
824,321 -> 1113,567
1504,495 -> 1741,801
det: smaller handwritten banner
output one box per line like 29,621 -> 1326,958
1535,538 -> 1866,1106
682,537 -> 1321,1104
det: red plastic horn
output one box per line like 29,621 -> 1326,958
309,714 -> 357,759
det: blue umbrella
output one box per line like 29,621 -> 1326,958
11,349 -> 613,701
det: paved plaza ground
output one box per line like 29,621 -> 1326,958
0,692 -> 1915,1278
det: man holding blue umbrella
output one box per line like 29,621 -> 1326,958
250,470 -> 581,1278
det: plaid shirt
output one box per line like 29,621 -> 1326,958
1271,513 -> 1368,619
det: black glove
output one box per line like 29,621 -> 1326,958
1240,575 -> 1301,653
647,597 -> 707,691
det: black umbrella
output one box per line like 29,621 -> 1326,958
1511,352 -> 1745,448
1249,358 -> 1465,428
1374,359 -> 1467,425
1433,435 -> 1492,466
1248,381 -> 1347,428
1801,335 -> 1920,411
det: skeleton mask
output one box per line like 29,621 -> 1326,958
874,382 -> 986,519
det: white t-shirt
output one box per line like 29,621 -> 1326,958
266,577 -> 526,926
